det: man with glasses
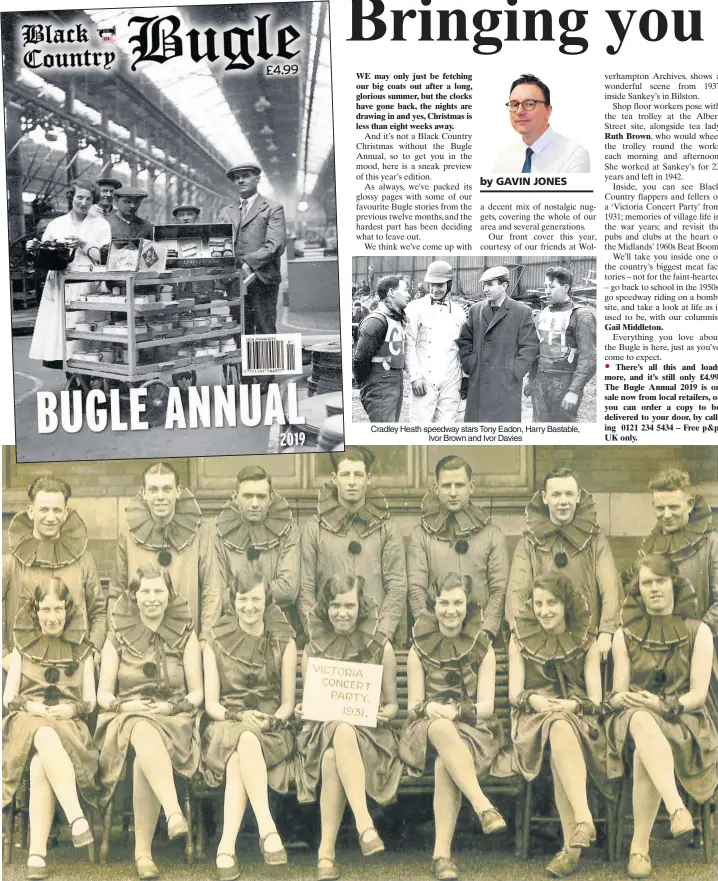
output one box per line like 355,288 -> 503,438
491,73 -> 590,174
404,260 -> 466,423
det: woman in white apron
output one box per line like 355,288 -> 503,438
29,178 -> 111,367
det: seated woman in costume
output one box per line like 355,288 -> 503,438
607,553 -> 717,879
295,574 -> 402,881
3,578 -> 99,880
95,566 -> 202,881
399,573 -> 505,881
201,574 -> 296,880
509,571 -> 615,878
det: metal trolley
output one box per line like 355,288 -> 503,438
60,268 -> 245,425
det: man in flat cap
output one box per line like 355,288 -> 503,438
217,160 -> 286,338
173,204 -> 201,224
108,186 -> 153,243
458,265 -> 539,422
89,176 -> 121,220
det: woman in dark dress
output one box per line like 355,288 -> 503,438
201,575 -> 297,880
3,578 -> 98,880
399,573 -> 505,881
509,572 -> 614,878
96,567 -> 203,881
295,574 -> 402,881
607,554 -> 717,879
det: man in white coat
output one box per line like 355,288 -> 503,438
404,260 -> 466,423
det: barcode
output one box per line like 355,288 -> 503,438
241,334 -> 303,376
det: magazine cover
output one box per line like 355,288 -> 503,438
3,2 -> 343,462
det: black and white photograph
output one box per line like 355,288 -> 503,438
351,257 -> 597,426
3,3 -> 342,462
2,444 -> 716,880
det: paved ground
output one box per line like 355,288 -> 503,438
352,376 -> 597,426
11,307 -> 340,463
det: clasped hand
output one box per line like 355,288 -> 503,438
614,690 -> 663,712
529,695 -> 578,714
425,701 -> 458,721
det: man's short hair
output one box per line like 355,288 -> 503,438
541,465 -> 580,493
545,266 -> 573,291
648,468 -> 692,494
329,446 -> 376,473
435,455 -> 472,482
142,461 -> 180,488
236,465 -> 272,492
376,275 -> 403,300
510,73 -> 551,106
28,475 -> 71,503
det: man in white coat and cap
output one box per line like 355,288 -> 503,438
404,260 -> 466,423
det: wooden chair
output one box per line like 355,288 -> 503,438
614,772 -> 714,864
3,773 -> 96,866
191,641 -> 529,858
518,660 -> 617,861
99,752 -> 195,864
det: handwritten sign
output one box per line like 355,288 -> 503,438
302,657 -> 383,728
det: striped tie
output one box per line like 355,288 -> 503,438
239,199 -> 247,223
521,148 -> 533,173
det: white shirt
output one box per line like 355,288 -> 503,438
239,192 -> 259,216
491,126 -> 590,175
404,295 -> 466,384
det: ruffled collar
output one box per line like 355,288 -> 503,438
420,492 -> 490,538
126,488 -> 202,551
8,509 -> 88,568
640,496 -> 715,561
215,493 -> 293,553
110,592 -> 194,657
307,597 -> 382,661
315,483 -> 389,538
525,489 -> 599,554
413,607 -> 489,669
513,591 -> 593,664
211,603 -> 294,668
13,601 -> 91,666
621,579 -> 698,649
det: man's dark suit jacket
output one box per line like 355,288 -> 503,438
217,194 -> 286,286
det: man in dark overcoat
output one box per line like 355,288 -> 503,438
458,266 -> 539,422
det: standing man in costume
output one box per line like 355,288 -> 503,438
218,160 -> 286,337
107,186 -> 153,243
108,461 -> 222,641
297,447 -> 408,644
214,464 -> 300,623
458,266 -> 539,422
2,475 -> 106,668
352,274 -> 410,423
407,455 -> 508,641
505,466 -> 622,659
527,266 -> 596,423
404,260 -> 466,424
